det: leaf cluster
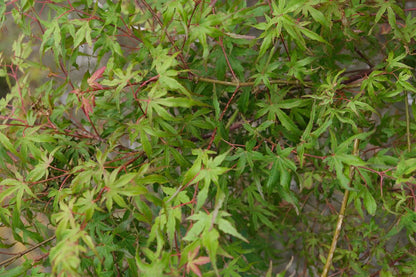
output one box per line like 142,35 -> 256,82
1,0 -> 416,276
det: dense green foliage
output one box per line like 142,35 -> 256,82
1,0 -> 416,276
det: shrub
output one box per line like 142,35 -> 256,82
1,0 -> 416,276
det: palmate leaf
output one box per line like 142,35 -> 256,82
300,27 -> 329,45
73,20 -> 92,48
182,153 -> 203,187
50,228 -> 88,275
201,229 -> 219,274
75,190 -> 99,221
265,158 -> 300,212
39,18 -> 62,64
273,0 -> 306,14
0,132 -> 19,157
325,155 -> 350,190
192,151 -> 230,211
0,179 -> 36,212
275,108 -> 301,135
183,212 -> 208,242
398,210 -> 416,236
257,103 -> 302,135
52,198 -> 78,238
394,158 -> 416,179
151,46 -> 179,74
303,5 -> 330,27
217,216 -> 248,243
27,161 -> 49,182
184,209 -> 247,275
103,169 -> 150,211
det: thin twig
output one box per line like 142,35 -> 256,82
354,47 -> 374,68
218,37 -> 237,81
280,33 -> 291,62
405,91 -> 411,152
0,235 -> 56,268
190,76 -> 311,87
321,137 -> 360,277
